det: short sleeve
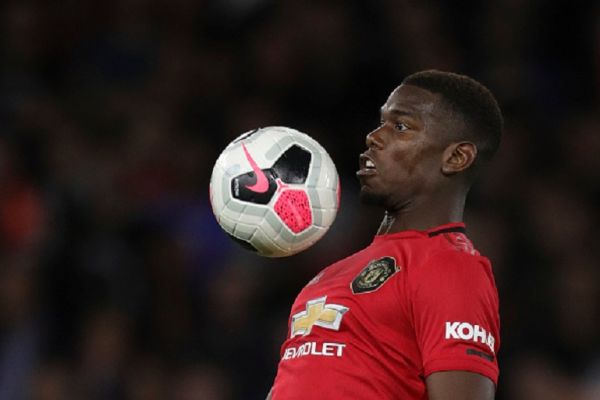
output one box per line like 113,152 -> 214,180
408,250 -> 500,385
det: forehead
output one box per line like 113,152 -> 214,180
381,84 -> 440,117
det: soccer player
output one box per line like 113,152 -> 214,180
267,70 -> 503,400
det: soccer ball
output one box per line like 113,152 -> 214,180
209,126 -> 340,257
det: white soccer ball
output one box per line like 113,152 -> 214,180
209,126 -> 340,257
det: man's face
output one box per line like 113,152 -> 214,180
357,84 -> 451,210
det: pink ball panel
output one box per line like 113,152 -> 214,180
274,190 -> 312,233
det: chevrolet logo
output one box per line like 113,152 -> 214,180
291,296 -> 349,338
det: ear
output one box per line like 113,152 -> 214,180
441,142 -> 477,175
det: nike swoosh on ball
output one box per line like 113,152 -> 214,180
242,143 -> 269,193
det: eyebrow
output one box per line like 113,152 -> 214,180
380,107 -> 418,118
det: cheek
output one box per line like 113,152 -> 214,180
396,151 -> 421,177
390,144 -> 424,174
391,143 -> 442,180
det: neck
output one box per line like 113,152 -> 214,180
376,191 -> 467,235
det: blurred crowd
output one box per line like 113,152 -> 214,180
0,0 -> 599,399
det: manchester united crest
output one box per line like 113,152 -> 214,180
351,256 -> 399,294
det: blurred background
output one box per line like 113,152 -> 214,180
0,0 -> 599,399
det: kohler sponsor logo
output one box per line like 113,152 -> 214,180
445,321 -> 495,354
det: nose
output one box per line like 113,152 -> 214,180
366,127 -> 384,149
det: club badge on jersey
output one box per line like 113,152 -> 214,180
351,256 -> 399,294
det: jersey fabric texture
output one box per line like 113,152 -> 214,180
271,222 -> 500,400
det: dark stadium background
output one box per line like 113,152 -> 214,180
1,1 -> 599,399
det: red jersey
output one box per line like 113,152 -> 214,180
271,222 -> 500,400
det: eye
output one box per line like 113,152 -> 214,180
394,122 -> 409,132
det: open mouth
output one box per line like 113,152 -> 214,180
357,154 -> 377,176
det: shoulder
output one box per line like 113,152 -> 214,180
414,232 -> 492,276
408,238 -> 497,302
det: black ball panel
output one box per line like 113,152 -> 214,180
272,145 -> 311,184
230,144 -> 312,205
231,168 -> 278,204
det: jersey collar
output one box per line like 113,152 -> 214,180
373,222 -> 466,241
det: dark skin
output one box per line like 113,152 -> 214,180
268,84 -> 494,400
358,84 -> 475,234
358,84 -> 494,399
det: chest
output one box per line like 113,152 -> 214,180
288,247 -> 413,339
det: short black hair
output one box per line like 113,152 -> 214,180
402,70 -> 503,164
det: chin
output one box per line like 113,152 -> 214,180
359,188 -> 387,207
